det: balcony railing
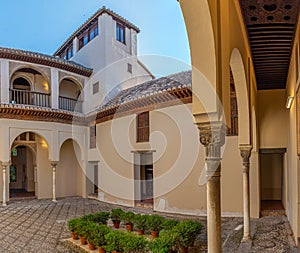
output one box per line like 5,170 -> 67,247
10,89 -> 50,107
59,96 -> 83,113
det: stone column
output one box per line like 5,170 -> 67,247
240,146 -> 252,241
51,162 -> 58,202
199,122 -> 226,253
2,162 -> 8,206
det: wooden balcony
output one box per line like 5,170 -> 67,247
59,96 -> 83,113
10,89 -> 50,108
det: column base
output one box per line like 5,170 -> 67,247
2,203 -> 7,207
242,235 -> 252,242
52,199 -> 57,202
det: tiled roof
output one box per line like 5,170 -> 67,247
54,6 -> 140,56
0,47 -> 93,77
99,70 -> 192,110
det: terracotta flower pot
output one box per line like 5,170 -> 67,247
179,245 -> 188,253
126,223 -> 133,231
98,246 -> 106,253
88,241 -> 96,250
113,220 -> 120,229
112,251 -> 121,253
137,229 -> 144,235
79,236 -> 87,245
151,230 -> 159,238
71,232 -> 78,240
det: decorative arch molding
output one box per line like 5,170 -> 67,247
11,74 -> 32,90
9,62 -> 51,86
179,0 -> 217,115
58,72 -> 85,90
9,129 -> 53,160
11,143 -> 37,157
58,137 -> 84,163
230,48 -> 251,145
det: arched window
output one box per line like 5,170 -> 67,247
13,77 -> 31,90
227,70 -> 238,136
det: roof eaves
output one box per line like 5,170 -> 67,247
53,6 -> 140,56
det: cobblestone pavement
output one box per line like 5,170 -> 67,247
0,197 -> 296,253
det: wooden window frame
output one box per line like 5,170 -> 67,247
116,23 -> 126,44
137,111 -> 149,143
78,21 -> 99,50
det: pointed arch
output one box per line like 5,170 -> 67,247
230,48 -> 251,145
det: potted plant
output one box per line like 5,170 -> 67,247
133,214 -> 147,235
148,229 -> 179,253
110,208 -> 124,229
121,211 -> 135,231
88,224 -> 110,253
175,220 -> 203,252
67,218 -> 81,240
104,230 -> 127,253
145,214 -> 165,238
161,219 -> 179,231
94,212 -> 111,225
85,222 -> 100,250
123,233 -> 148,253
75,219 -> 91,245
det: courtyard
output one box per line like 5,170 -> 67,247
0,197 -> 295,253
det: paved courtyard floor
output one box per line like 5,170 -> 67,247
0,197 -> 296,252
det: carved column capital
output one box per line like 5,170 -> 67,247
239,146 -> 252,173
198,122 -> 226,148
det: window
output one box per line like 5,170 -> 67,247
60,44 -> 73,60
90,125 -> 96,149
127,63 -> 132,74
10,165 -> 17,182
78,22 -> 99,50
116,23 -> 125,44
227,70 -> 238,136
93,82 -> 99,94
137,112 -> 149,142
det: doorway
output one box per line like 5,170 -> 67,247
260,148 -> 286,214
134,152 -> 154,207
10,145 -> 35,198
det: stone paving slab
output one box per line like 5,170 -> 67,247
0,197 -> 295,253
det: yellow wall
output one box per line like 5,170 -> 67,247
258,90 -> 288,148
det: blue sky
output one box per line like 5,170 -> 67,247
0,0 -> 191,76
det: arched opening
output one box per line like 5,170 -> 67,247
57,139 -> 85,197
10,68 -> 50,107
10,132 -> 37,198
9,131 -> 51,199
59,78 -> 83,112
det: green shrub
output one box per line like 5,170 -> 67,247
88,224 -> 110,247
110,208 -> 125,222
148,229 -> 179,253
123,233 -> 148,253
161,219 -> 179,231
133,214 -> 147,231
67,218 -> 81,232
104,230 -> 127,252
121,211 -> 135,224
93,212 -> 110,224
76,220 -> 93,238
145,214 -> 165,232
175,220 -> 203,247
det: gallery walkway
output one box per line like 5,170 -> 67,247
0,197 -> 296,252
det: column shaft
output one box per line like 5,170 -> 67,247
51,162 -> 58,202
2,164 -> 7,206
240,147 -> 252,241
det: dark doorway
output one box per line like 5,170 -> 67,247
10,146 -> 35,198
134,152 -> 154,207
260,148 -> 286,215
